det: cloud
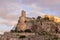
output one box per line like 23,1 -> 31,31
0,0 -> 60,26
0,0 -> 22,32
0,24 -> 14,34
0,17 -> 17,34
0,0 -> 60,20
22,0 -> 60,6
20,4 -> 47,17
0,0 -> 60,34
0,0 -> 22,20
0,18 -> 17,26
22,0 -> 60,17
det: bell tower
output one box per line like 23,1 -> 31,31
21,10 -> 26,17
10,10 -> 35,38
16,10 -> 27,31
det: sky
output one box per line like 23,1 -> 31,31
0,0 -> 60,34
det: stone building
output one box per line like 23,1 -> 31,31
0,10 -> 36,40
15,10 -> 33,32
16,10 -> 27,31
0,10 -> 60,40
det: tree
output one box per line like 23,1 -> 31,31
43,17 -> 49,21
37,16 -> 41,20
36,16 -> 41,22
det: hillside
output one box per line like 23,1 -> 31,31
0,10 -> 60,40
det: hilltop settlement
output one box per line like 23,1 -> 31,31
0,10 -> 60,40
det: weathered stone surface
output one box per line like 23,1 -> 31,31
16,10 -> 27,31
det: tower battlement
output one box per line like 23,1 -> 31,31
15,10 -> 31,32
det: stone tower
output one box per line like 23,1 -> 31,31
16,10 -> 27,31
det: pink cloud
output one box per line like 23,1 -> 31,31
22,0 -> 60,17
0,0 -> 22,20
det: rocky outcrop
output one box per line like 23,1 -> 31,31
0,10 -> 60,40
